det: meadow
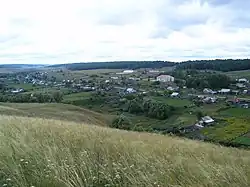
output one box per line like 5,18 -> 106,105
1,115 -> 250,187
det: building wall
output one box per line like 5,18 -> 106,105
157,75 -> 174,82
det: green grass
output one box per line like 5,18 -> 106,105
63,92 -> 92,102
10,83 -> 35,90
219,108 -> 250,118
0,103 -> 112,126
151,97 -> 192,107
233,136 -> 250,146
1,115 -> 250,187
46,69 -> 122,81
202,118 -> 250,142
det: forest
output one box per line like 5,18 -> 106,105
49,59 -> 250,72
177,59 -> 250,72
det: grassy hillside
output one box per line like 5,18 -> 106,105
0,103 -> 112,126
1,115 -> 250,187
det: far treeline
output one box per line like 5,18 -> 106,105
176,59 -> 250,72
50,59 -> 250,72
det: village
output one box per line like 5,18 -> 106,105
0,67 -> 249,145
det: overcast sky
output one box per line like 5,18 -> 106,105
0,0 -> 249,64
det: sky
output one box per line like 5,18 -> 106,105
0,0 -> 250,64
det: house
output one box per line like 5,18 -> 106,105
238,78 -> 248,83
195,123 -> 204,128
243,90 -> 248,94
219,89 -> 231,94
117,70 -> 134,75
241,104 -> 249,109
232,90 -> 240,95
203,88 -> 217,94
203,97 -> 217,104
201,116 -> 215,125
156,75 -> 175,82
129,77 -> 140,81
126,88 -> 136,94
236,83 -> 246,88
11,88 -> 24,94
171,92 -> 179,97
167,86 -> 174,91
123,70 -> 134,74
203,88 -> 213,94
149,70 -> 159,73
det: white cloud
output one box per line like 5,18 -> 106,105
0,0 -> 249,64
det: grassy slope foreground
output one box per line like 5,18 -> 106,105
1,116 -> 250,187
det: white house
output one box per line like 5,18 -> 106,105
111,76 -> 118,80
243,90 -> 248,94
117,70 -> 134,75
167,86 -> 175,91
201,116 -> 215,125
126,88 -> 136,93
171,92 -> 179,97
11,88 -> 24,94
219,89 -> 231,94
238,78 -> 248,83
156,75 -> 175,82
236,83 -> 246,88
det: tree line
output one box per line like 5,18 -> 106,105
125,97 -> 175,120
171,70 -> 232,89
177,59 -> 250,72
0,92 -> 63,103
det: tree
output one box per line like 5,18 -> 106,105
196,111 -> 203,120
53,91 -> 63,102
110,115 -> 132,130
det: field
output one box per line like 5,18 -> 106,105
225,70 -> 250,80
1,115 -> 250,187
151,96 -> 193,107
219,108 -> 250,118
10,83 -> 35,90
63,92 -> 92,102
0,103 -> 112,126
46,69 -> 122,81
202,118 -> 250,142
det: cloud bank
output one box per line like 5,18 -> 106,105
0,0 -> 249,64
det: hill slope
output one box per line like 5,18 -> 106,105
0,103 -> 112,126
1,115 -> 250,187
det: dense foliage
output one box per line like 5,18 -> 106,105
171,70 -> 232,89
126,98 -> 175,120
110,115 -> 132,130
177,59 -> 250,72
50,61 -> 176,70
0,92 -> 63,103
186,73 -> 232,89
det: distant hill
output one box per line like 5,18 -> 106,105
49,61 -> 177,70
0,64 -> 46,69
50,59 -> 250,72
1,114 -> 250,186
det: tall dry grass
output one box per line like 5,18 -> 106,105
0,115 -> 250,187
